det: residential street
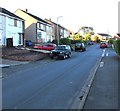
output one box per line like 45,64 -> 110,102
2,44 -> 118,109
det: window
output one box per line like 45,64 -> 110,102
17,21 -> 22,28
46,26 -> 49,30
37,23 -> 40,28
9,18 -> 14,26
14,19 -> 17,27
37,23 -> 46,31
40,24 -> 45,31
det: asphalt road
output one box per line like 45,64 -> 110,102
2,44 -> 104,109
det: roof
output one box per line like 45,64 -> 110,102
45,19 -> 70,31
0,7 -> 24,20
117,33 -> 120,36
97,33 -> 111,37
45,19 -> 60,27
21,9 -> 50,24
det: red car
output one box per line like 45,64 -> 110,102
34,44 -> 56,51
100,42 -> 108,48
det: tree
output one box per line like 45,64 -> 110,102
72,33 -> 82,40
83,32 -> 91,41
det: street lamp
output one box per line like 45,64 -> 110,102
57,16 -> 63,45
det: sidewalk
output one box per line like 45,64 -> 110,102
0,58 -> 29,68
83,49 -> 119,110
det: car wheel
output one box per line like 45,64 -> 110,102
51,56 -> 54,59
63,55 -> 66,59
82,49 -> 84,52
68,54 -> 71,58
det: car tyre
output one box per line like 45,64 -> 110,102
51,56 -> 54,59
68,54 -> 71,58
63,55 -> 66,59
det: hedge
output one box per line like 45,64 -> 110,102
114,39 -> 120,56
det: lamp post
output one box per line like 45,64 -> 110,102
57,16 -> 63,45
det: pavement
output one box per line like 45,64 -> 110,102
0,58 -> 29,68
82,48 -> 119,110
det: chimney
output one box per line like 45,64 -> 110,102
26,9 -> 28,12
49,18 -> 51,21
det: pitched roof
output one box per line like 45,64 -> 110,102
0,7 -> 24,20
45,19 -> 64,28
45,19 -> 58,25
117,33 -> 120,36
21,9 -> 50,24
97,33 -> 111,37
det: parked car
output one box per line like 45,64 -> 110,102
25,40 -> 32,46
88,41 -> 94,45
75,43 -> 86,52
49,45 -> 72,60
33,43 -> 56,51
100,42 -> 108,48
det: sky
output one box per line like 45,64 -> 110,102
0,0 -> 119,36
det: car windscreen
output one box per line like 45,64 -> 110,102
75,43 -> 82,46
55,46 -> 66,50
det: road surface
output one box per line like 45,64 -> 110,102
3,44 -> 104,109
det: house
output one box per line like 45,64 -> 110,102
78,26 -> 94,36
91,33 -> 112,42
114,33 -> 120,40
45,19 -> 71,40
0,7 -> 24,47
15,9 -> 54,44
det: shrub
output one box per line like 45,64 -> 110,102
52,39 -> 57,44
96,37 -> 101,43
108,39 -> 114,44
71,40 -> 82,44
59,38 -> 71,45
114,39 -> 120,55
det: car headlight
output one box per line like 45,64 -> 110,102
50,51 -> 53,54
60,51 -> 64,54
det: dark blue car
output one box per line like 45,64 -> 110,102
25,40 -> 32,46
88,41 -> 94,45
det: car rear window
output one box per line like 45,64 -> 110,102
55,46 -> 66,50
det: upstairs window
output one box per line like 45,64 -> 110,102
40,23 -> 45,31
37,22 -> 46,31
14,19 -> 17,27
17,21 -> 22,28
9,18 -> 14,26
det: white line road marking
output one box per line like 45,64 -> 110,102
100,62 -> 104,67
102,49 -> 106,57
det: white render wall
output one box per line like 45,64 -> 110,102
6,16 -> 23,46
0,15 -> 6,46
0,13 -> 23,46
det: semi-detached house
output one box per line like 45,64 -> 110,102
15,9 -> 54,44
0,7 -> 24,47
45,19 -> 72,40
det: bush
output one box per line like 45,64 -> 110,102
114,39 -> 120,55
108,39 -> 114,44
52,39 -> 57,44
59,38 -> 71,45
71,40 -> 82,44
96,37 -> 101,43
